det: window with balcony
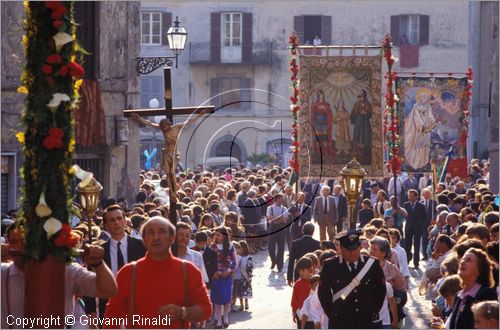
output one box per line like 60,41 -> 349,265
294,15 -> 332,46
210,12 -> 252,63
221,12 -> 242,63
211,77 -> 251,110
391,15 -> 429,46
141,12 -> 161,45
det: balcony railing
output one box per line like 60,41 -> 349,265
189,41 -> 277,65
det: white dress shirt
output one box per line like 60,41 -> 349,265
109,236 -> 128,276
179,249 -> 209,284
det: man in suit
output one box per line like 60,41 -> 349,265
332,185 -> 348,233
313,185 -> 338,241
318,229 -> 386,329
88,204 -> 146,319
287,222 -> 320,286
289,192 -> 312,240
421,188 -> 438,260
403,189 -> 426,268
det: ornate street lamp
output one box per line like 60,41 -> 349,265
136,16 -> 188,73
74,165 -> 103,243
340,158 -> 367,229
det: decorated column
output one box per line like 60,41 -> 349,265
288,32 -> 300,189
16,1 -> 84,322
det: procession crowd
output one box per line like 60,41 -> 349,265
1,159 -> 499,329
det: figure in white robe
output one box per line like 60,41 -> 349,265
404,88 -> 436,170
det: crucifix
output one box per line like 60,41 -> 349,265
124,67 -> 214,223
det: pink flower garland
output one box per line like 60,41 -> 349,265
289,32 -> 300,173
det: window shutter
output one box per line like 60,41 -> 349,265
211,13 -> 221,63
321,16 -> 332,45
390,15 -> 400,46
211,78 -> 221,109
293,16 -> 304,45
419,15 -> 429,46
242,13 -> 253,64
162,12 -> 172,46
240,78 -> 252,110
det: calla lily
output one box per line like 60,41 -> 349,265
35,191 -> 52,218
53,32 -> 73,52
72,164 -> 94,188
47,93 -> 71,112
43,217 -> 62,239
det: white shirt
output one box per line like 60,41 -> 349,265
300,290 -> 315,319
313,37 -> 322,46
419,176 -> 430,191
322,196 -> 329,213
179,249 -> 209,284
379,282 -> 394,326
310,286 -> 329,328
393,244 -> 410,278
109,236 -> 128,276
1,263 -> 97,329
388,177 -> 403,197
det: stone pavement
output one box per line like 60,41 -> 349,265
227,226 -> 434,329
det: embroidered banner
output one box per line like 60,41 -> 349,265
298,55 -> 384,177
395,76 -> 468,173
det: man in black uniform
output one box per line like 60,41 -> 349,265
318,229 -> 386,329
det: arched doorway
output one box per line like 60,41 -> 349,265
210,134 -> 247,162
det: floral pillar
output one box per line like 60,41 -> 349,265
17,1 -> 84,322
382,34 -> 401,200
288,32 -> 300,188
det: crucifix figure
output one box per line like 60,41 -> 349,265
124,67 -> 214,222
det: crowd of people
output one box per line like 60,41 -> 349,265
1,158 -> 499,329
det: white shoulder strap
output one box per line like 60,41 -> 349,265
332,258 -> 375,303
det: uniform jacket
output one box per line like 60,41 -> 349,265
318,254 -> 386,329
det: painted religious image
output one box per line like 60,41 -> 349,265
396,77 -> 468,172
298,55 -> 384,177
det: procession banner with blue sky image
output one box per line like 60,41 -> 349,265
395,76 -> 468,173
298,55 -> 384,177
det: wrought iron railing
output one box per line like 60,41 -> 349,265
189,41 -> 277,65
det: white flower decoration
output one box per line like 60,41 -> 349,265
43,217 -> 62,238
53,32 -> 73,52
47,93 -> 71,112
35,191 -> 52,218
72,164 -> 94,188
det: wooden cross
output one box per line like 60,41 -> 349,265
124,67 -> 214,122
124,67 -> 215,223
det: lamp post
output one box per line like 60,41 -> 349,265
75,166 -> 103,243
340,158 -> 367,229
136,16 -> 188,74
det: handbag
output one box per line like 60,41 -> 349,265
129,260 -> 190,329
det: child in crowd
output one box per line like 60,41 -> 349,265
432,275 -> 461,323
358,199 -> 374,228
471,300 -> 499,329
291,257 -> 314,328
299,275 -> 320,329
231,241 -> 243,311
239,241 -> 253,310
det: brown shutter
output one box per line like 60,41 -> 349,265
211,78 -> 221,109
162,12 -> 172,46
321,16 -> 332,45
419,15 -> 429,45
211,12 -> 221,63
390,15 -> 400,46
294,16 -> 304,44
242,13 -> 253,64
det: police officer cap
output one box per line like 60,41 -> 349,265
335,229 -> 362,250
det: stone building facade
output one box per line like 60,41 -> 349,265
1,2 -> 142,211
138,0 -> 496,176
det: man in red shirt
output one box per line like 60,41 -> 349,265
104,216 -> 212,328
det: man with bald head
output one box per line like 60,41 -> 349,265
105,217 -> 212,328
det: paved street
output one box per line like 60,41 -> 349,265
228,225 -> 433,329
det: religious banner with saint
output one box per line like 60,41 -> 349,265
298,54 -> 384,177
395,76 -> 469,174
